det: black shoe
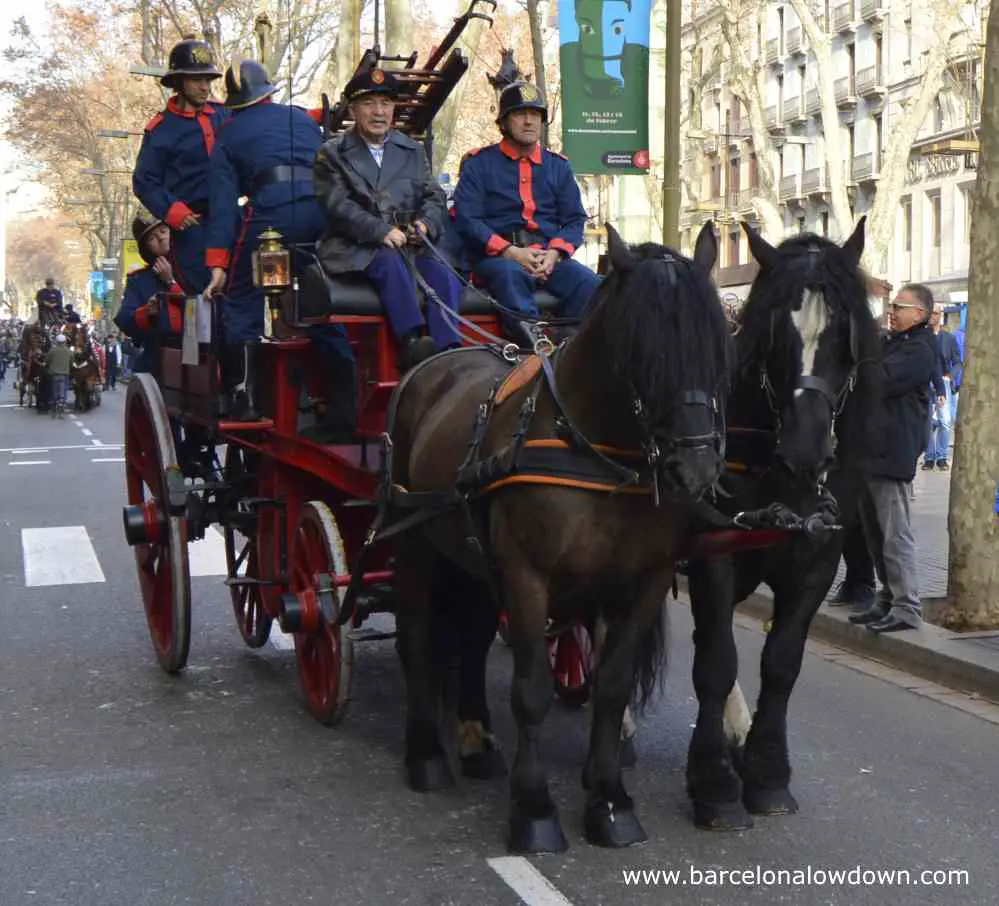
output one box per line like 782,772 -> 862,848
221,344 -> 262,422
828,580 -> 854,605
921,460 -> 936,471
867,615 -> 919,633
848,605 -> 889,625
398,333 -> 436,371
936,460 -> 949,471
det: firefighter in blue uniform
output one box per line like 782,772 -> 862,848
203,58 -> 353,430
113,211 -> 185,374
132,38 -> 225,295
313,68 -> 463,369
454,81 -> 600,345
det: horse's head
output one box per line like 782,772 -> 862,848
600,222 -> 732,500
739,218 -> 879,482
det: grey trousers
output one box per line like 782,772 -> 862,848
858,477 -> 922,625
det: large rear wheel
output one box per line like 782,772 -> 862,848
291,502 -> 354,725
223,445 -> 273,648
123,373 -> 191,673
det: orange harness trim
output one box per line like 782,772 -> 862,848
482,474 -> 652,495
495,354 -> 542,404
523,438 -> 645,460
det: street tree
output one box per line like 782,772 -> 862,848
944,0 -> 999,631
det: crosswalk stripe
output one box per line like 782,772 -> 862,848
22,526 -> 106,587
188,526 -> 228,577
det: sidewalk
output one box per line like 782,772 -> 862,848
737,466 -> 999,704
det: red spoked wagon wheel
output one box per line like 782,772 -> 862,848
291,502 -> 354,725
123,374 -> 191,673
548,624 -> 593,707
223,445 -> 272,648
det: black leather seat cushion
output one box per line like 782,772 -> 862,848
298,261 -> 560,318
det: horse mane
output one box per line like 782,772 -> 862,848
734,232 -> 882,451
589,241 -> 732,424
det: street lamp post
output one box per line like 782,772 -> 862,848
662,0 -> 682,248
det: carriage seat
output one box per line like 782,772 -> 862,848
297,261 -> 561,319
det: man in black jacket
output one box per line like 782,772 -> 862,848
314,69 -> 462,370
850,284 -> 938,633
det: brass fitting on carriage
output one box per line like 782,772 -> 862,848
252,227 -> 292,339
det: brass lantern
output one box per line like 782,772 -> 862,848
252,227 -> 291,294
252,227 -> 290,337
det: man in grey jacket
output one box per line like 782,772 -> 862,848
314,68 -> 462,369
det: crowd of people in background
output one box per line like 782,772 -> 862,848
0,278 -> 140,414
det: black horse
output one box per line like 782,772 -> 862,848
685,218 -> 881,829
387,224 -> 732,852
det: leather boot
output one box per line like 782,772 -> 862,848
304,355 -> 357,443
222,344 -> 262,422
398,330 -> 436,372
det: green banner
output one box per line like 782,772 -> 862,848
558,0 -> 651,174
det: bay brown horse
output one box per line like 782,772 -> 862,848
387,224 -> 732,853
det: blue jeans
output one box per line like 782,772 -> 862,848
472,256 -> 601,319
925,380 -> 953,462
51,375 -> 68,407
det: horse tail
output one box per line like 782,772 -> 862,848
632,602 -> 669,715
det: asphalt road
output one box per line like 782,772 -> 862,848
1,380 -> 997,906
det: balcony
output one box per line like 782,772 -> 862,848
947,31 -> 982,66
766,38 -> 781,65
860,0 -> 886,22
805,88 -> 822,116
783,96 -> 806,123
764,105 -> 781,131
734,115 -> 752,138
855,65 -> 885,98
779,173 -> 803,201
832,2 -> 858,34
786,27 -> 804,57
802,165 -> 830,196
835,77 -> 857,108
852,152 -> 881,183
702,136 -> 718,155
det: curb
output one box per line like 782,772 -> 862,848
735,590 -> 999,705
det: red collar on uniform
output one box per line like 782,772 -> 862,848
499,139 -> 542,164
167,96 -> 216,119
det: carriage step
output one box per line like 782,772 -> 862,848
218,419 -> 274,432
347,628 -> 397,643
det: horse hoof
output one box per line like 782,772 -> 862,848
406,754 -> 454,792
508,812 -> 569,855
743,785 -> 799,816
583,802 -> 647,848
620,736 -> 638,769
461,747 -> 508,780
693,799 -> 754,831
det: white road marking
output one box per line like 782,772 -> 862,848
487,857 -> 575,906
0,403 -> 20,408
270,626 -> 295,650
8,448 -> 48,454
188,526 -> 228,577
22,526 -> 106,587
10,461 -> 51,466
91,439 -> 104,446
91,458 -> 125,463
80,428 -> 93,437
1,444 -> 122,454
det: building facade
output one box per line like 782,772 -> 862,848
678,0 -> 984,306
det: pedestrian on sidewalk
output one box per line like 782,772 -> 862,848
103,335 -> 121,390
850,284 -> 938,633
922,303 -> 959,472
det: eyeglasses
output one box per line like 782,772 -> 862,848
889,302 -> 925,310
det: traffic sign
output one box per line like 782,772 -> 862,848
102,258 -> 119,268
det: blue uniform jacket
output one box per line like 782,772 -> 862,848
454,140 -> 588,261
206,101 -> 326,268
113,267 -> 179,372
133,97 -> 227,228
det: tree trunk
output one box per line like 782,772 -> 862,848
384,0 -> 413,59
332,0 -> 362,96
430,15 -> 488,172
526,0 -> 549,147
943,0 -> 999,632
